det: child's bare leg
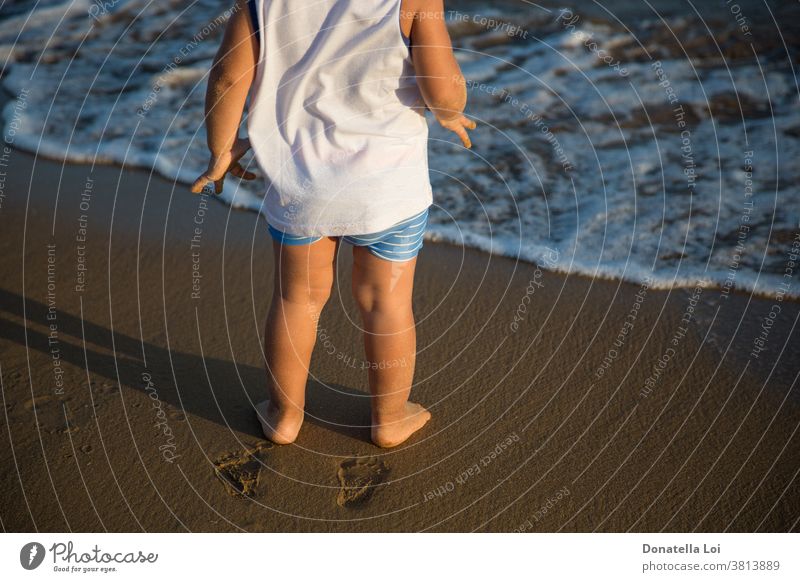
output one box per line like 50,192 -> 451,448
258,237 -> 337,444
352,248 -> 431,447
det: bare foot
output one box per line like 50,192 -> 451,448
255,400 -> 304,445
371,402 -> 431,448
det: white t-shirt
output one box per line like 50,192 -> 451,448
246,0 -> 433,236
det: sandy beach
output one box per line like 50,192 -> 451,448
0,135 -> 798,532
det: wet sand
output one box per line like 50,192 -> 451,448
0,139 -> 798,532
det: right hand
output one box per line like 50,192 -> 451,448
437,114 -> 476,149
190,136 -> 256,195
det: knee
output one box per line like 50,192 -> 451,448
352,282 -> 376,313
308,284 -> 333,310
278,277 -> 333,311
352,281 -> 408,314
351,252 -> 416,315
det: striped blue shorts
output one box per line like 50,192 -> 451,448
267,208 -> 429,262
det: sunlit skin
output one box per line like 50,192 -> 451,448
190,0 -> 258,195
194,0 -> 473,447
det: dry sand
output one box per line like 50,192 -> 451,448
0,143 -> 798,532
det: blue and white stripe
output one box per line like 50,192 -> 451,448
267,207 -> 430,262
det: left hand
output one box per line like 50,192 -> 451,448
436,114 -> 476,149
190,136 -> 257,195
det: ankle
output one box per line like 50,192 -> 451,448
372,403 -> 411,425
268,401 -> 304,419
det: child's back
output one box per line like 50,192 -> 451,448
248,0 -> 433,236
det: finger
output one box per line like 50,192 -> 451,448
454,125 -> 471,149
463,116 -> 477,130
232,137 -> 251,161
236,136 -> 251,152
230,150 -> 245,166
230,163 -> 257,180
190,175 -> 210,194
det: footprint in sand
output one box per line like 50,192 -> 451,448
167,408 -> 186,422
89,380 -> 116,398
16,381 -> 117,435
336,457 -> 389,508
21,395 -> 92,435
213,443 -> 272,498
23,394 -> 55,411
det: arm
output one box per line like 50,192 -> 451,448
408,0 -> 475,147
191,0 -> 259,194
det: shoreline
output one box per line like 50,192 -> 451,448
3,120 -> 795,305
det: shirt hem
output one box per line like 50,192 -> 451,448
264,187 -> 433,237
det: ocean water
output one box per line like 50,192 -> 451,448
1,0 -> 798,297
